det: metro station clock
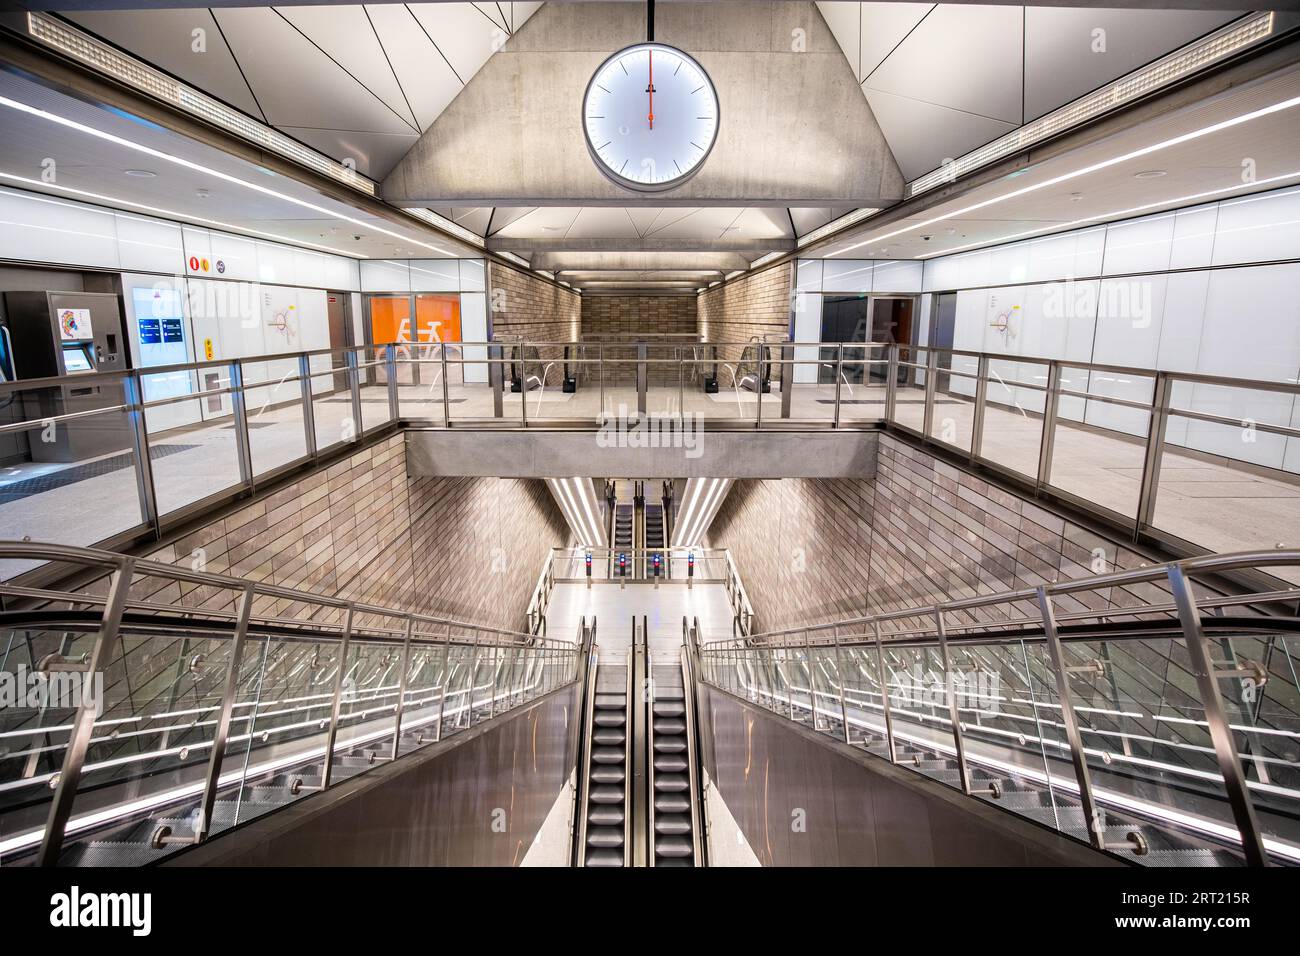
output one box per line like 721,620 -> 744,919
582,42 -> 719,192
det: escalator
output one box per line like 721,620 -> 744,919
649,662 -> 701,865
575,619 -> 706,866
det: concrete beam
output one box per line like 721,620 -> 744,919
382,2 -> 905,207
490,235 -> 793,254
405,429 -> 878,479
531,250 -> 750,271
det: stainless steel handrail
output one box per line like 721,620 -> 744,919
698,547 -> 1300,867
0,538 -> 581,866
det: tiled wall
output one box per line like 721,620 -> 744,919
707,433 -> 1172,635
697,262 -> 792,364
580,295 -> 698,338
97,435 -> 569,632
487,262 -> 582,385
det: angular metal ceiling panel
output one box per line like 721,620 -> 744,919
277,5 -> 420,129
1023,7 -> 1242,121
66,8 -> 266,121
817,1 -> 861,80
280,126 -> 419,180
864,4 -> 1024,125
857,2 -> 935,82
407,2 -> 505,83
865,88 -> 1016,180
363,3 -> 467,132
212,7 -> 414,134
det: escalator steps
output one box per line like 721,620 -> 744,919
594,712 -> 627,727
588,806 -> 625,826
653,718 -> 686,734
595,694 -> 627,708
653,701 -> 685,717
653,772 -> 689,792
590,765 -> 626,784
591,785 -> 626,804
654,813 -> 692,835
655,835 -> 693,858
593,727 -> 626,745
592,746 -> 625,764
653,738 -> 686,753
587,827 -> 625,848
654,754 -> 688,773
655,792 -> 690,813
587,848 -> 625,867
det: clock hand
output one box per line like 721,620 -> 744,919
647,50 -> 654,130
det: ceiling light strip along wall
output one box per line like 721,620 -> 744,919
796,207 -> 879,248
403,208 -> 485,248
24,12 -> 378,197
906,11 -> 1277,199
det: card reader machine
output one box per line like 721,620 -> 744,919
3,291 -> 133,463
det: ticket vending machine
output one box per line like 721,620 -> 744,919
3,291 -> 133,463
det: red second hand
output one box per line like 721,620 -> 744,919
647,50 -> 654,130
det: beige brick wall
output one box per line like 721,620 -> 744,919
488,263 -> 581,385
580,296 -> 698,338
697,262 -> 792,366
107,435 -> 569,633
707,434 -> 1169,635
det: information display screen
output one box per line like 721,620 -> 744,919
62,346 -> 93,373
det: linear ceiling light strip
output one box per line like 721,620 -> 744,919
24,12 -> 378,197
404,208 -> 485,248
907,11 -> 1277,198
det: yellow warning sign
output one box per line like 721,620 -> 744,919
203,338 -> 214,361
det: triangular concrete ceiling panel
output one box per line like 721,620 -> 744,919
790,207 -> 856,236
408,2 -> 505,83
487,207 -> 536,234
865,88 -> 1016,180
364,4 -> 468,131
730,208 -> 795,240
565,207 -> 644,239
213,8 -> 414,134
643,209 -> 709,238
277,5 -> 420,130
625,208 -> 663,237
67,9 -> 266,122
432,206 -> 495,235
280,127 -> 418,180
650,208 -> 745,240
865,4 -> 1024,125
859,2 -> 935,81
495,207 -> 581,238
1023,7 -> 1243,121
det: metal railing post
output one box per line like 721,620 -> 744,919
298,353 -> 318,460
873,621 -> 897,763
37,557 -> 135,866
194,584 -> 255,841
971,354 -> 989,463
519,346 -> 529,427
922,347 -> 938,439
885,344 -> 899,423
637,343 -> 648,417
934,608 -> 972,794
833,343 -> 844,428
1036,361 -> 1062,490
489,343 -> 504,419
385,343 -> 399,422
319,604 -> 354,790
435,623 -> 452,741
344,350 -> 363,442
832,624 -> 850,744
122,374 -> 159,536
780,344 -> 793,419
1037,587 -> 1107,851
229,359 -> 255,487
1136,372 -> 1172,534
390,615 -> 415,760
1167,565 -> 1270,866
440,344 -> 452,427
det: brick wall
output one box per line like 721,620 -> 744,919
580,295 -> 698,338
697,262 -> 792,366
108,435 -> 569,632
487,263 -> 581,385
707,434 -> 1169,635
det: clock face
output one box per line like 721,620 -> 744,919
582,42 -> 719,192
